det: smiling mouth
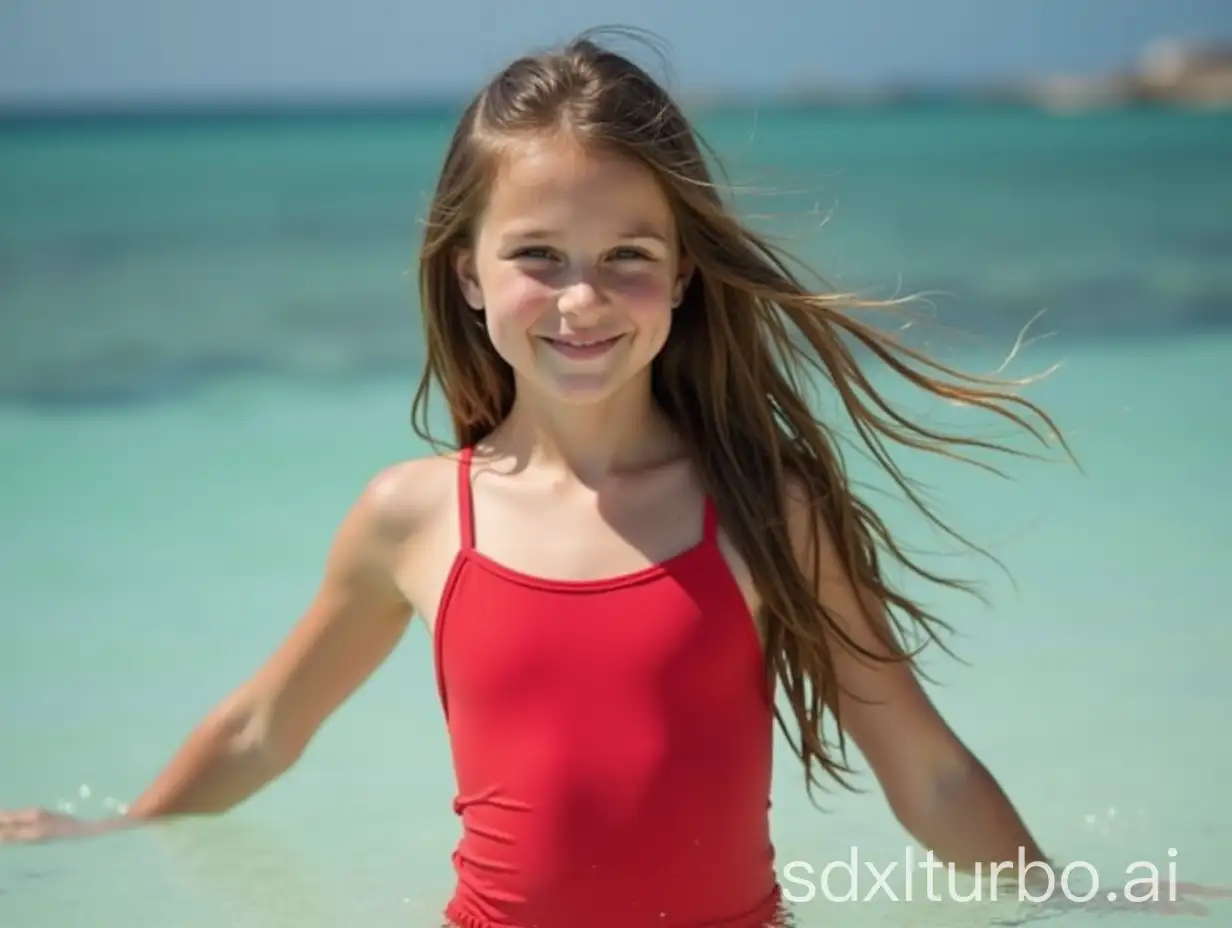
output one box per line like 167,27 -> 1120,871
539,334 -> 625,359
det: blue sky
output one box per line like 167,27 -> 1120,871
2,0 -> 1231,107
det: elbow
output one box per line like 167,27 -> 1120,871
244,714 -> 305,775
883,743 -> 1044,869
883,739 -> 983,835
214,701 -> 301,778
221,685 -> 328,776
127,701 -> 296,821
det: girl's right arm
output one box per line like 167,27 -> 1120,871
1,464 -> 423,844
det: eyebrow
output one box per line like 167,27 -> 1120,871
500,225 -> 670,245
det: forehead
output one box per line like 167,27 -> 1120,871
478,135 -> 675,236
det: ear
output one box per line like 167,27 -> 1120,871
453,248 -> 484,310
672,253 -> 695,307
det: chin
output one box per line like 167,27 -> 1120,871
546,377 -> 629,406
525,367 -> 650,409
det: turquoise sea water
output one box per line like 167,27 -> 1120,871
1,105 -> 1230,926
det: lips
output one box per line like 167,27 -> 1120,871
539,333 -> 625,359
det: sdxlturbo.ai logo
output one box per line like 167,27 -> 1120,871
780,846 -> 1181,905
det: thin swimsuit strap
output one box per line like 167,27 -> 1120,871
455,445 -> 718,553
457,445 -> 476,550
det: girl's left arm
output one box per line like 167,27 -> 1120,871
784,484 -> 1050,879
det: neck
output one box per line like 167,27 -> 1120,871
496,378 -> 679,485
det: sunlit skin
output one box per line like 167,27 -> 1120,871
2,115 -> 1228,926
453,136 -> 693,476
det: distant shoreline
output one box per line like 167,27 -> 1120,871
9,37 -> 1230,125
9,37 -> 1232,125
1,94 -> 1228,129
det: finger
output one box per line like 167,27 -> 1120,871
1178,883 -> 1232,898
1152,899 -> 1209,916
0,820 -> 39,843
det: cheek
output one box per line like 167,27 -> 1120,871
484,273 -> 555,328
616,273 -> 675,325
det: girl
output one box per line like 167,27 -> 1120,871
5,26 -> 1222,928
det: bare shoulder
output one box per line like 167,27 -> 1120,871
184,454 -> 465,767
779,469 -> 913,657
356,453 -> 459,540
779,469 -> 967,785
779,471 -> 838,578
323,453 -> 460,589
778,468 -> 919,696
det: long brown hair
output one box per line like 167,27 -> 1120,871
411,27 -> 1068,800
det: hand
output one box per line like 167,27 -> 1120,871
997,880 -> 1232,922
1149,882 -> 1232,916
0,808 -> 130,845
1088,880 -> 1232,917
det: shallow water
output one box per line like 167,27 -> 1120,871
2,335 -> 1229,926
1,107 -> 1230,926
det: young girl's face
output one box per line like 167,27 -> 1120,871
455,135 -> 690,406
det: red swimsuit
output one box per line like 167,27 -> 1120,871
434,447 -> 782,927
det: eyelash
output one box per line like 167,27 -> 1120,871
511,247 -> 655,263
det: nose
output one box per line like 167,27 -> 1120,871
556,279 -> 603,319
